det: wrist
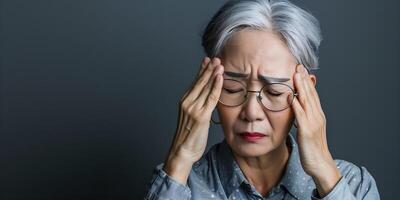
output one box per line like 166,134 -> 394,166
163,153 -> 194,185
312,163 -> 342,198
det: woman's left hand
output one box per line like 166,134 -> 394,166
291,64 -> 342,198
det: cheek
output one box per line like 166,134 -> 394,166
266,109 -> 294,127
265,108 -> 295,138
217,105 -> 240,137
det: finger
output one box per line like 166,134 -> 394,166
303,71 -> 323,112
204,72 -> 224,111
186,58 -> 221,102
176,103 -> 199,145
300,65 -> 324,116
291,95 -> 307,127
197,57 -> 211,76
181,57 -> 212,101
197,65 -> 224,109
294,65 -> 310,112
298,65 -> 317,115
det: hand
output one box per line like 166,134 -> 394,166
163,57 -> 224,184
291,64 -> 341,197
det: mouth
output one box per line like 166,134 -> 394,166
239,132 -> 267,142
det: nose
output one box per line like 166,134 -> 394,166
240,91 -> 266,122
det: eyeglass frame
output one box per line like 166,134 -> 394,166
218,78 -> 299,112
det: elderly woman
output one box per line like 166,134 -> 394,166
144,0 -> 380,199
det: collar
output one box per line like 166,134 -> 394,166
279,133 -> 312,199
216,133 -> 312,199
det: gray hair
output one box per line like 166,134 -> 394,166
201,0 -> 322,71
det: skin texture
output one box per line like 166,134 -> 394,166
218,29 -> 299,196
164,29 -> 341,198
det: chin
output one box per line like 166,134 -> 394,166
233,147 -> 272,158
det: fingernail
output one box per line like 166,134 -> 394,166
204,57 -> 210,63
215,65 -> 223,75
299,65 -> 305,73
214,57 -> 220,65
296,64 -> 302,72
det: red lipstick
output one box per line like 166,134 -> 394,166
240,132 -> 266,142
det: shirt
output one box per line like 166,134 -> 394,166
144,133 -> 380,200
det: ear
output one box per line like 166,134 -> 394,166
309,74 -> 317,87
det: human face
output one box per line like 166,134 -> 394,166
217,29 -> 297,157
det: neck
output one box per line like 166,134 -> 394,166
233,138 -> 291,197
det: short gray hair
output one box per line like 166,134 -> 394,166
201,0 -> 322,71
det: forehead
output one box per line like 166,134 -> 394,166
221,29 -> 297,76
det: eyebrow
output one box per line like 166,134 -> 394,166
224,71 -> 290,83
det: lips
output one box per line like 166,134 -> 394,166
239,132 -> 267,142
241,132 -> 265,137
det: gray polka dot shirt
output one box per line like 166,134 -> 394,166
145,133 -> 380,200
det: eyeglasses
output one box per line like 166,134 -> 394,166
219,79 -> 298,112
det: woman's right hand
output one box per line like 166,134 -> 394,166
163,57 -> 224,185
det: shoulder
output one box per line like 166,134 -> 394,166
334,159 -> 379,196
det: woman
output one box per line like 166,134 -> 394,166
145,0 -> 380,199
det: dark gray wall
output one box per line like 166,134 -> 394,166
0,0 -> 398,199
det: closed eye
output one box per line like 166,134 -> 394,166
224,88 -> 243,93
267,91 -> 283,96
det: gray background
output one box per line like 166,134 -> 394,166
0,0 -> 398,199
